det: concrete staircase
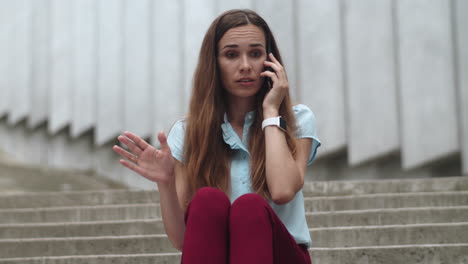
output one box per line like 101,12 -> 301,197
0,176 -> 468,263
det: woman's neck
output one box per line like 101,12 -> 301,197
226,96 -> 256,127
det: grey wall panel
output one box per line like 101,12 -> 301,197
47,130 -> 69,168
183,0 -> 217,111
121,168 -> 154,189
0,1 -> 13,117
28,0 -> 50,129
217,0 -> 252,12
11,122 -> 28,163
49,0 -> 73,134
0,120 -> 10,155
71,0 -> 97,138
297,0 -> 346,156
11,122 -> 48,165
47,130 -> 94,171
344,0 -> 399,165
0,122 -> 20,161
455,0 -> 468,175
396,0 -> 459,169
123,0 -> 153,139
8,0 -> 31,125
152,0 -> 184,144
66,133 -> 94,170
95,0 -> 124,146
94,143 -> 124,186
1,120 -> 47,166
25,126 -> 48,165
253,0 -> 298,100
47,130 -> 78,169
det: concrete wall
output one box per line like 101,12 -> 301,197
396,0 -> 459,169
455,0 -> 468,175
0,0 -> 466,189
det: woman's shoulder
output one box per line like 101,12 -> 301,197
291,104 -> 318,138
292,104 -> 316,124
167,118 -> 187,162
292,104 -> 321,165
169,118 -> 186,136
170,118 -> 187,131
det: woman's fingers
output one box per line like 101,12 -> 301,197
263,60 -> 282,73
113,145 -> 138,164
157,131 -> 171,152
119,159 -> 147,177
117,135 -> 143,156
124,131 -> 150,150
268,53 -> 281,65
264,55 -> 287,80
260,71 -> 279,83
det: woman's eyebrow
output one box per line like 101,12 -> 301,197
223,44 -> 239,49
249,43 -> 264,48
222,43 -> 264,49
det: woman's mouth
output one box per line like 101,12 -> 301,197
236,78 -> 256,86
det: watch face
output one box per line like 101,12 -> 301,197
279,117 -> 287,130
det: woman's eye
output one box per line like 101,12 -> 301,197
250,50 -> 262,57
226,51 -> 237,58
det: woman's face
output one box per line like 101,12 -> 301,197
218,24 -> 267,100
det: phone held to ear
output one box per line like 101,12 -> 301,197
264,42 -> 273,89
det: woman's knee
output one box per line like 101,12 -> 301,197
188,187 -> 230,217
230,193 -> 270,224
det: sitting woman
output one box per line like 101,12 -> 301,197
113,9 -> 320,264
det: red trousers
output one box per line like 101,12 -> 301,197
181,187 -> 312,264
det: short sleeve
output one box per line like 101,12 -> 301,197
293,104 -> 321,165
167,119 -> 186,163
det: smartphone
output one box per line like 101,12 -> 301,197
264,41 -> 273,89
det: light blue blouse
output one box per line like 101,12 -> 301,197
167,104 -> 321,248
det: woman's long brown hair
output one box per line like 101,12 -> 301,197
183,9 -> 297,200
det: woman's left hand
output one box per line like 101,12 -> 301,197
260,53 -> 288,117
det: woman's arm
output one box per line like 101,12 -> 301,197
263,116 -> 312,204
113,131 -> 188,251
261,53 -> 312,204
157,160 -> 188,251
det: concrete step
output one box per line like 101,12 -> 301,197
2,191 -> 467,224
1,176 -> 467,209
0,219 -> 165,239
0,204 -> 160,224
0,244 -> 467,264
302,176 -> 468,196
307,206 -> 468,227
0,235 -> 177,258
0,162 -> 126,194
311,244 -> 468,264
0,253 -> 181,264
304,191 -> 468,211
3,206 -> 468,239
1,223 -> 467,258
310,222 -> 468,247
0,190 -> 158,209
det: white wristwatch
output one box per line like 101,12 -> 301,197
262,116 -> 287,132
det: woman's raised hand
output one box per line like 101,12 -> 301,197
112,131 -> 175,184
260,53 -> 289,116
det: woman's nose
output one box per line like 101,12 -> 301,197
239,55 -> 252,72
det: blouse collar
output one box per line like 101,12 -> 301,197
221,110 -> 256,153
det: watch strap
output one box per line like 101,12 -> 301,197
262,116 -> 286,132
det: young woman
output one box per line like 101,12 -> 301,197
113,9 -> 320,264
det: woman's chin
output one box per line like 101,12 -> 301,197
226,85 -> 262,98
229,90 -> 260,99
